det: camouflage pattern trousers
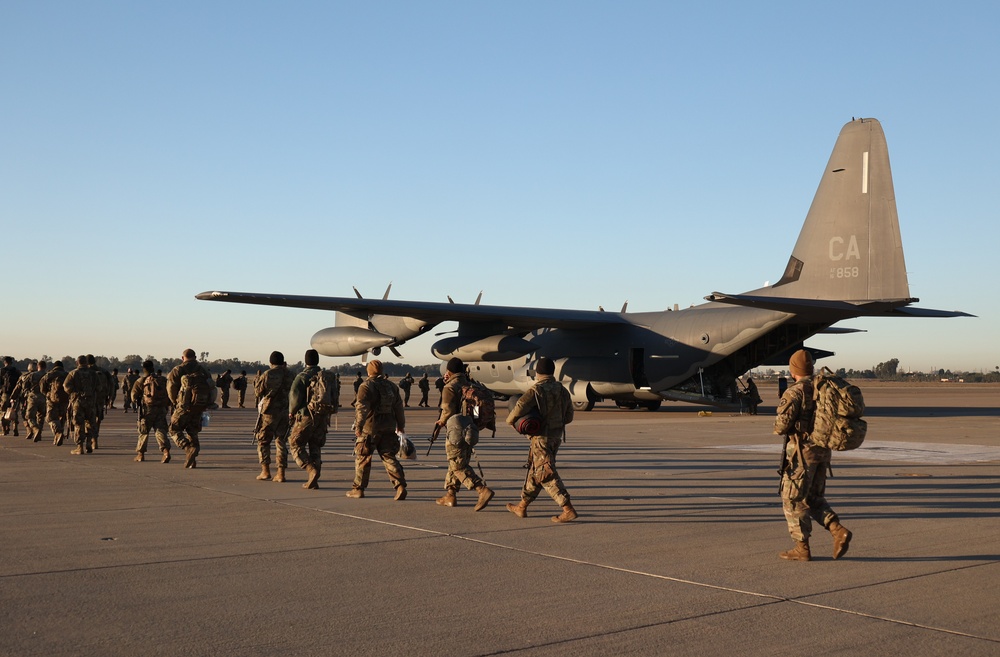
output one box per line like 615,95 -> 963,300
256,412 -> 289,468
780,440 -> 838,541
137,406 -> 170,454
289,414 -> 327,469
1,393 -> 18,431
169,406 -> 202,455
23,394 -> 46,437
443,442 -> 484,492
521,435 -> 570,508
68,398 -> 98,447
352,430 -> 406,490
46,401 -> 68,443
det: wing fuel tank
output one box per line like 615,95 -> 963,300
310,326 -> 395,357
432,334 -> 537,361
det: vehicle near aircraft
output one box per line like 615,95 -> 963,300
198,118 -> 970,411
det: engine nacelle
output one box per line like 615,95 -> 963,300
310,326 -> 394,357
432,334 -> 537,362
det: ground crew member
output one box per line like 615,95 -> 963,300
133,360 -> 171,463
348,360 -> 407,500
505,356 -> 577,523
288,349 -> 336,489
40,360 -> 69,445
433,357 -> 493,511
253,351 -> 294,482
774,349 -> 852,561
166,348 -> 214,468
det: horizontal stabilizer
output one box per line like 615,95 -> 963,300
706,292 -> 919,318
886,307 -> 976,318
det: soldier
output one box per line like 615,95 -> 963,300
40,360 -> 69,445
122,368 -> 141,413
166,348 -> 215,468
434,375 -> 445,407
399,372 -> 414,407
288,349 -> 337,489
17,361 -> 47,442
1,356 -> 21,436
348,360 -> 407,500
433,357 -> 494,511
253,351 -> 294,482
216,369 -> 233,408
774,349 -> 852,562
63,355 -> 98,454
351,371 -> 363,406
133,360 -> 172,463
87,355 -> 112,449
233,370 -> 249,408
108,368 -> 120,409
505,356 -> 577,523
417,373 -> 430,407
744,375 -> 761,415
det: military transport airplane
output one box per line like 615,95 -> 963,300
198,118 -> 970,411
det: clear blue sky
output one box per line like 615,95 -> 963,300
2,2 -> 996,373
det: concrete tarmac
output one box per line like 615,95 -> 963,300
2,383 -> 999,656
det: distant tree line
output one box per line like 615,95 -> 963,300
756,357 -> 1000,383
5,354 -> 443,379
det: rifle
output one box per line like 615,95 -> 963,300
426,423 -> 442,456
252,411 -> 263,446
777,435 -> 789,492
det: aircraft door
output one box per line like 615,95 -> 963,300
630,348 -> 650,389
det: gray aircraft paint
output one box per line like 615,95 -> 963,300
197,119 -> 970,410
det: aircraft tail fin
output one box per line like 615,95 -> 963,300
767,118 -> 910,302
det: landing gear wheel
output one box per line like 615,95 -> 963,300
642,400 -> 662,412
573,400 -> 595,412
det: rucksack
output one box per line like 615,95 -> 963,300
180,370 -> 213,411
371,377 -> 397,415
462,380 -> 496,435
810,368 -> 867,450
142,374 -> 169,407
307,369 -> 337,415
45,371 -> 69,404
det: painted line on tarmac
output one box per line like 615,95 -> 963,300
268,498 -> 999,646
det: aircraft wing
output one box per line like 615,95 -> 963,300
705,292 -> 974,319
195,290 -> 631,330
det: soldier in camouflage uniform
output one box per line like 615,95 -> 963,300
122,368 -> 140,413
133,360 -> 172,463
40,360 -> 70,445
108,368 -> 120,409
774,349 -> 852,561
505,356 -> 577,523
288,349 -> 337,489
234,370 -> 248,408
63,355 -> 98,454
433,357 -> 493,511
16,361 -> 47,442
1,356 -> 21,436
86,355 -> 112,449
216,369 -> 233,408
167,348 -> 215,468
253,351 -> 294,482
348,360 -> 407,500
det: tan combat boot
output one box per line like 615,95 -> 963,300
829,521 -> 853,560
394,485 -> 406,501
134,453 -> 144,462
436,490 -> 457,507
552,504 -> 578,523
345,488 -> 364,498
474,485 -> 494,512
256,464 -> 271,480
161,449 -> 171,463
184,445 -> 197,469
779,540 -> 812,561
505,500 -> 529,518
273,467 -> 286,483
70,446 -> 83,455
303,465 -> 319,490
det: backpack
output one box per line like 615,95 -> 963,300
73,368 -> 97,401
307,369 -> 338,415
180,369 -> 213,411
462,380 -> 496,435
45,372 -> 69,404
142,374 -> 169,407
810,368 -> 867,450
